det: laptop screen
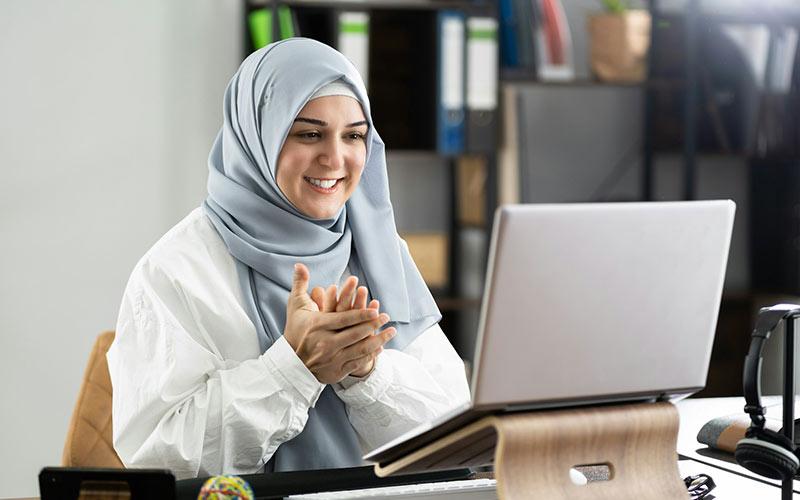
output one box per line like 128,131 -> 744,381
470,201 -> 735,409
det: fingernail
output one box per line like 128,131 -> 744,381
389,329 -> 397,339
379,313 -> 389,323
367,309 -> 379,318
294,263 -> 300,271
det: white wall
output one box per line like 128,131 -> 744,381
0,1 -> 241,497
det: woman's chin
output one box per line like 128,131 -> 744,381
302,203 -> 343,220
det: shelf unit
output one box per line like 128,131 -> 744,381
500,0 -> 798,203
242,0 -> 500,359
494,0 -> 800,397
643,0 -> 800,202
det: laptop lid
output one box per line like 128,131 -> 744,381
470,201 -> 735,410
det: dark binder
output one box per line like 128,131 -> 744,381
465,16 -> 499,154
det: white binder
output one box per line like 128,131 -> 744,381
437,10 -> 466,155
337,12 -> 370,88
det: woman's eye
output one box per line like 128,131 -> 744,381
346,132 -> 366,141
297,131 -> 321,139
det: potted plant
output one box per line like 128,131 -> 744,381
588,0 -> 652,82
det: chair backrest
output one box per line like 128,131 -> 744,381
62,330 -> 124,468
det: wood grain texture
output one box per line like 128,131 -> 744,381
375,402 -> 689,499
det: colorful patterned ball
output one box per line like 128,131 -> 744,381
197,475 -> 254,500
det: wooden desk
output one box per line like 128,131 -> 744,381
6,398 -> 794,500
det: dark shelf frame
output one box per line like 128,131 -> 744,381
253,0 -> 494,13
498,74 -> 687,91
701,11 -> 800,27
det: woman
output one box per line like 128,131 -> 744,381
107,38 -> 470,480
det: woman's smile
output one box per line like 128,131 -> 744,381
304,176 -> 343,193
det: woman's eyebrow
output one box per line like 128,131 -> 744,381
294,117 -> 326,126
293,117 -> 369,128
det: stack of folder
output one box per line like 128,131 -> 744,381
246,5 -> 499,156
247,6 -> 370,91
498,0 -> 574,80
437,12 -> 499,155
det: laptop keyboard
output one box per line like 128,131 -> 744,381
286,478 -> 497,499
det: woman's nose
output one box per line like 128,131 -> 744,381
318,139 -> 344,170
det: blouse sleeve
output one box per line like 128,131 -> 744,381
333,323 -> 471,451
107,261 -> 325,479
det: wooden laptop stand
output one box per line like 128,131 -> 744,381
374,402 -> 687,499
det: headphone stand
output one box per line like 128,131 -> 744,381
781,317 -> 795,500
374,401 -> 686,499
737,305 -> 800,498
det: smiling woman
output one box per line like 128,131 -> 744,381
105,37 -> 470,479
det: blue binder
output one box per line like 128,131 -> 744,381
436,10 -> 466,155
498,0 -> 519,67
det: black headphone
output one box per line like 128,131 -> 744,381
734,303 -> 800,480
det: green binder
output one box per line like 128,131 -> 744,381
248,6 -> 296,50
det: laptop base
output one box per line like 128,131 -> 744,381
375,401 -> 687,499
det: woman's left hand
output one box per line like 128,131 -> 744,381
310,276 -> 383,377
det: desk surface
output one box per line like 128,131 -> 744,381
676,396 -> 800,493
7,397 -> 796,500
678,457 -> 793,498
7,459 -> 783,500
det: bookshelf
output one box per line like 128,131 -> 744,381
643,0 -> 800,202
242,0 -> 500,361
497,0 -> 798,199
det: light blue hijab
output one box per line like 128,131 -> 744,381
203,38 -> 441,471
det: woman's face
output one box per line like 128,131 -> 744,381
276,95 -> 368,220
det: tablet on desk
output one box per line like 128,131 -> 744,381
39,467 -> 175,500
366,201 -> 736,466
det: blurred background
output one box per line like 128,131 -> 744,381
1,0 -> 799,497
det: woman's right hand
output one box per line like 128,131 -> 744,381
283,263 -> 396,384
313,275 -> 385,378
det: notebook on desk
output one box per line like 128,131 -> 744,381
365,201 -> 736,466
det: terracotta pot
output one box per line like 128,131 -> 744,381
588,10 -> 652,82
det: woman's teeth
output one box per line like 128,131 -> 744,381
306,177 -> 338,189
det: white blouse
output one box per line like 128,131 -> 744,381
107,208 -> 471,479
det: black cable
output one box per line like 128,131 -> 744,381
684,473 -> 716,499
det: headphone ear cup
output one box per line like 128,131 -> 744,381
735,437 -> 799,480
757,427 -> 797,451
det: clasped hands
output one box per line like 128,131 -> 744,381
283,263 -> 396,384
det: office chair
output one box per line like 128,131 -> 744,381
62,330 -> 124,468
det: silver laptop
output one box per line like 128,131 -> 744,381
364,200 -> 736,465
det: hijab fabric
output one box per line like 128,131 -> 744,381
203,38 -> 441,471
